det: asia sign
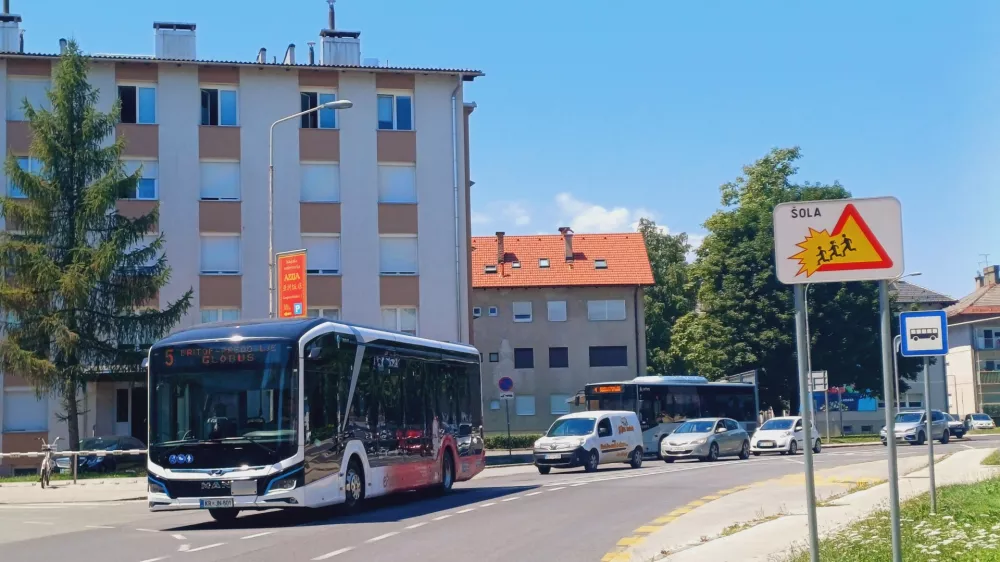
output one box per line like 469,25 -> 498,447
772,197 -> 904,285
276,250 -> 308,318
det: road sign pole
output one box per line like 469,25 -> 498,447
505,400 -> 512,456
879,280 -> 903,562
794,285 -> 820,562
824,379 -> 831,441
924,355 -> 937,513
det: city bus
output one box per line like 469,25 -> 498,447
579,375 -> 759,457
145,317 -> 485,522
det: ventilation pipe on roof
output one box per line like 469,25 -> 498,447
0,4 -> 22,54
559,227 -> 574,261
282,44 -> 295,65
58,38 -> 67,53
496,232 -> 505,264
307,42 -> 316,65
257,48 -> 267,64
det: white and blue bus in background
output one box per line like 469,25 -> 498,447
578,374 -> 759,458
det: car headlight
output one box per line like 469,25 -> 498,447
905,428 -> 916,435
693,438 -> 707,445
781,431 -> 793,437
267,475 -> 297,494
148,480 -> 167,495
534,440 -> 542,449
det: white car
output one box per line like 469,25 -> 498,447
532,411 -> 644,474
750,416 -> 821,456
966,413 -> 996,431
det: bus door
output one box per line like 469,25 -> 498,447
637,386 -> 664,453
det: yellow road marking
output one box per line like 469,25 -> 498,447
617,536 -> 644,547
702,495 -> 721,500
633,526 -> 662,534
653,516 -> 677,524
688,500 -> 706,507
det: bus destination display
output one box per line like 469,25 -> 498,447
591,385 -> 624,394
159,343 -> 281,368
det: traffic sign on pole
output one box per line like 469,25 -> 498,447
498,377 -> 514,392
899,310 -> 948,357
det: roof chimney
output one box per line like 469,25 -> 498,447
496,232 -> 505,264
153,22 -> 196,60
257,47 -> 267,64
320,0 -> 361,66
976,271 -> 986,288
0,4 -> 22,54
307,42 -> 316,65
58,38 -> 67,53
986,265 -> 999,287
559,227 -> 574,261
282,44 -> 296,65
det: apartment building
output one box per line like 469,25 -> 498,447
946,266 -> 1000,420
472,228 -> 654,434
0,4 -> 481,474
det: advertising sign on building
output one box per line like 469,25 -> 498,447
277,250 -> 308,319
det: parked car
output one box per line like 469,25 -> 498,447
881,409 -> 949,446
965,413 -> 996,431
660,417 -> 751,462
750,416 -> 822,456
55,436 -> 146,474
533,411 -> 644,474
945,413 -> 966,439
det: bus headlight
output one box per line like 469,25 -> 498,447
148,480 -> 167,495
267,476 -> 298,494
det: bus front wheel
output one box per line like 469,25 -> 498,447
438,453 -> 455,494
343,458 -> 365,511
208,508 -> 239,523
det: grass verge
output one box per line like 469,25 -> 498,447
0,469 -> 146,484
816,479 -> 886,507
983,450 -> 1000,466
827,434 -> 880,444
785,477 -> 1000,561
722,506 -> 788,536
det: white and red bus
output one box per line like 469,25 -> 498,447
145,318 -> 485,522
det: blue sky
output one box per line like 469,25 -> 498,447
20,0 -> 1000,299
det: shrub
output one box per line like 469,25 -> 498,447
484,434 -> 542,450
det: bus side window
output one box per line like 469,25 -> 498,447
302,333 -> 357,485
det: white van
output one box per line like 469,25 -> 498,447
532,411 -> 644,474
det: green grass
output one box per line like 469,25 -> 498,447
827,434 -> 880,444
0,469 -> 146,484
816,479 -> 886,507
983,450 -> 1000,466
973,428 -> 1000,435
721,506 -> 787,536
785,476 -> 1000,561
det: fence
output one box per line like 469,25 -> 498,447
0,448 -> 147,484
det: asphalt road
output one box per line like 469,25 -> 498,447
1,436 -> 997,562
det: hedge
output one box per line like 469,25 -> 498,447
484,434 -> 542,450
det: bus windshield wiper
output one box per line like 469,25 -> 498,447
221,435 -> 276,455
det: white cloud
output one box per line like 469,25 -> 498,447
554,192 -> 655,233
470,200 -> 532,232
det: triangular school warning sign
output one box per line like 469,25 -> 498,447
788,204 -> 893,278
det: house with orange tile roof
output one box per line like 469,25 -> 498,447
471,228 -> 654,433
945,265 -> 1000,419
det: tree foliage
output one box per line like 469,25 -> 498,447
638,218 -> 696,375
668,147 -> 920,412
0,41 -> 192,449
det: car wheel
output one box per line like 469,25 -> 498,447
208,508 -> 239,523
629,447 -> 643,469
584,450 -> 599,473
752,451 -> 761,457
663,457 -> 675,463
537,465 -> 551,475
813,439 -> 822,454
940,430 -> 949,445
703,443 -> 719,462
789,441 -> 798,456
739,441 -> 750,460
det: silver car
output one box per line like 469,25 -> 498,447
880,409 -> 950,446
660,418 -> 750,463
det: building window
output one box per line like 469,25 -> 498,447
128,234 -> 160,272
382,307 -> 417,335
550,394 -> 571,415
488,306 -> 499,317
589,345 -> 628,368
472,307 -> 482,318
308,307 -> 340,320
300,91 -> 338,129
908,401 -> 922,408
588,299 -> 627,321
9,156 -> 41,198
199,161 -> 240,200
115,388 -> 130,423
488,352 -> 499,362
200,308 -> 240,324
512,301 -> 532,323
539,258 -> 550,268
514,348 -> 534,369
200,87 -> 238,126
377,92 -> 413,131
123,160 -> 158,200
489,400 -> 501,410
861,425 -> 873,433
377,164 -> 417,203
379,236 -> 418,275
549,347 -> 569,369
302,235 -> 341,275
117,84 -> 156,124
2,389 -> 48,431
6,78 -> 50,121
200,235 -> 241,274
300,163 -> 340,202
547,300 -> 567,322
515,395 -> 536,416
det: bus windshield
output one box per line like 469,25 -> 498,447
148,339 -> 298,467
546,418 -> 596,437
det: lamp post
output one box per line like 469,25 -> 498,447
268,99 -> 353,318
890,272 -> 922,410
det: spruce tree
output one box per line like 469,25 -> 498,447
0,41 -> 192,450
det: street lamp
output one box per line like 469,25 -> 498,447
890,272 -> 922,410
268,99 -> 353,318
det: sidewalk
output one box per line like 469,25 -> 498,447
622,447 -> 995,562
0,477 -> 146,504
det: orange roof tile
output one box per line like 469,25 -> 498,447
471,233 -> 654,289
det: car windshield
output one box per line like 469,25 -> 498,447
546,418 -> 596,437
760,419 -> 794,431
80,437 -> 118,450
895,413 -> 922,424
674,421 -> 716,433
944,414 -> 955,421
973,414 -> 992,421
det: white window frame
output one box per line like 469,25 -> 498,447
377,163 -> 418,203
515,395 -> 536,416
472,306 -> 482,318
547,300 -> 567,322
539,258 -> 550,268
117,82 -> 157,125
8,156 -> 41,198
300,162 -> 341,203
123,159 -> 158,200
488,306 -> 499,317
382,307 -> 418,336
200,307 -> 241,324
587,299 -> 627,321
2,388 -> 48,431
302,234 -> 341,275
550,394 -> 571,415
307,307 -> 340,320
299,90 -> 339,129
376,89 -> 414,131
199,234 -> 242,275
6,77 -> 50,121
200,85 -> 239,127
512,301 -> 532,323
378,235 -> 419,275
199,159 -> 241,201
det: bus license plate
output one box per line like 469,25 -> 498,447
200,498 -> 234,509
544,454 -> 561,460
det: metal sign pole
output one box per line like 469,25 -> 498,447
823,372 -> 831,441
924,356 -> 937,513
794,285 -> 820,562
879,280 -> 903,562
505,400 -> 512,456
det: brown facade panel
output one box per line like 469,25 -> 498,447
200,275 -> 242,307
298,70 -> 340,88
115,62 -> 158,82
375,73 -> 415,90
300,202 -> 341,234
117,124 -> 159,158
2,431 -> 48,467
380,275 -> 419,307
3,373 -> 29,387
199,126 -> 241,159
6,120 -> 31,153
116,200 -> 159,232
199,201 -> 242,233
308,274 -> 343,307
198,66 -> 240,85
6,58 -> 52,77
377,204 -> 418,234
376,130 -> 416,162
299,128 -> 340,162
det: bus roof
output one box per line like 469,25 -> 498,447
584,375 -> 756,388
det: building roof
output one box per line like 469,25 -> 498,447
892,280 -> 956,305
945,284 -> 1000,318
471,233 -> 654,289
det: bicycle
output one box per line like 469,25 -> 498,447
38,437 -> 61,489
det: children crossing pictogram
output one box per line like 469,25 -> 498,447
788,203 -> 893,278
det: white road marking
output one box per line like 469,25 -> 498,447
548,487 -> 565,491
432,514 -> 453,520
365,532 -> 398,543
241,531 -> 274,540
570,482 -> 586,487
136,528 -> 160,533
86,525 -> 115,529
139,557 -> 168,562
405,522 -> 427,530
501,496 -> 520,502
178,545 -> 189,552
186,543 -> 225,553
171,534 -> 186,540
313,547 -> 354,560
457,508 -> 475,513
23,521 -> 53,525
479,502 -> 496,507
962,444 -> 975,450
526,491 -> 543,496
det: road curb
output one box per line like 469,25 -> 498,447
0,496 -> 146,505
